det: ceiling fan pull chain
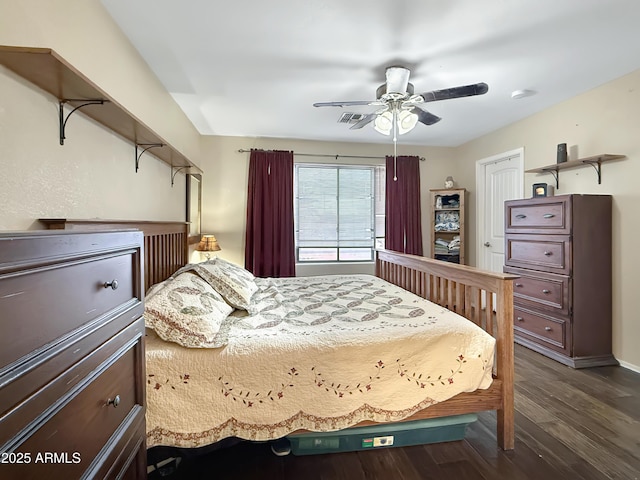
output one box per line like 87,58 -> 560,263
393,104 -> 398,181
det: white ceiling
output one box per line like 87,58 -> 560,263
101,0 -> 640,147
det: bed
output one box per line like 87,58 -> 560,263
42,219 -> 518,452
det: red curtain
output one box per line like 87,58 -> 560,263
244,149 -> 296,277
385,155 -> 423,255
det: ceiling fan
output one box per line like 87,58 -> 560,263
313,66 -> 488,137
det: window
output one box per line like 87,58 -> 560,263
295,164 -> 385,263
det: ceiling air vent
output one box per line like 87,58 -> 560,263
338,112 -> 365,124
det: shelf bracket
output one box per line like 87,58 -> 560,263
59,99 -> 107,145
583,158 -> 603,184
542,168 -> 560,189
135,143 -> 165,172
171,166 -> 191,187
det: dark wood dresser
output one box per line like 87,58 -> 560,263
0,230 -> 146,479
504,194 -> 617,368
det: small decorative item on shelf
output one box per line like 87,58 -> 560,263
557,143 -> 568,163
196,234 -> 221,260
532,183 -> 554,197
444,176 -> 455,188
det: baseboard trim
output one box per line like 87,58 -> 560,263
617,360 -> 640,374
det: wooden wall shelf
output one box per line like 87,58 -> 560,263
0,45 -> 201,175
526,154 -> 625,188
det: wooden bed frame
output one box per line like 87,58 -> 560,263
41,219 -> 518,450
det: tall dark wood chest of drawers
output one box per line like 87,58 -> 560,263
504,194 -> 617,368
0,230 -> 146,479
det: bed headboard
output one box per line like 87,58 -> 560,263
40,219 -> 190,292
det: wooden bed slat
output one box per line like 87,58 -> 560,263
455,282 -> 464,316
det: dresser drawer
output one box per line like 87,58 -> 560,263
504,266 -> 570,315
0,251 -> 140,371
505,196 -> 571,234
0,317 -> 145,449
5,335 -> 144,480
505,234 -> 571,275
514,307 -> 567,350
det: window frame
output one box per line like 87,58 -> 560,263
294,163 -> 383,264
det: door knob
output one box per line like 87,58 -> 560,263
484,242 -> 491,247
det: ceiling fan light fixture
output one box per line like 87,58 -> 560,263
373,110 -> 393,135
373,108 -> 418,136
397,109 -> 419,135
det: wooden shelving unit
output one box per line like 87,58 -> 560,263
430,188 -> 466,265
526,154 -> 625,188
0,45 -> 201,176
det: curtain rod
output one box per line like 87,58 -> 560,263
237,149 -> 425,161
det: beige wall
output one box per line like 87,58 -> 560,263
198,135 -> 458,272
0,0 -> 202,230
456,69 -> 640,371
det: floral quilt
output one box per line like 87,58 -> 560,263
145,274 -> 495,448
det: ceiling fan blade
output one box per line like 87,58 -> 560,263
385,66 -> 411,94
313,100 -> 378,107
414,107 -> 442,126
419,82 -> 488,103
349,113 -> 377,130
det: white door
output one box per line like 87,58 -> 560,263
476,149 -> 524,273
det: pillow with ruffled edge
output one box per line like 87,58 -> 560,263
212,258 -> 256,281
193,259 -> 258,312
144,271 -> 234,348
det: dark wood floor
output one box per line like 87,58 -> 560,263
149,345 -> 640,479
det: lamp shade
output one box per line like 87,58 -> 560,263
373,107 -> 418,136
196,234 -> 221,252
373,110 -> 393,135
397,109 -> 418,135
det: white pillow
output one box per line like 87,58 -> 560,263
144,271 -> 234,348
194,259 -> 258,312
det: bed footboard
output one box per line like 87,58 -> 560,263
375,249 -> 518,450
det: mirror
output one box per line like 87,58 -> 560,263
186,173 -> 202,244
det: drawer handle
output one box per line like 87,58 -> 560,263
543,251 -> 552,256
515,214 -> 527,219
515,283 -> 523,287
542,289 -> 551,294
516,316 -> 524,322
544,326 -> 552,332
103,279 -> 119,290
107,395 -> 121,408
543,213 -> 555,219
